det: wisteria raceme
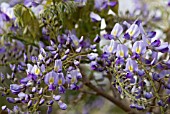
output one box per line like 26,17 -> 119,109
90,20 -> 170,113
0,0 -> 170,114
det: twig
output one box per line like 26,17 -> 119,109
80,66 -> 140,114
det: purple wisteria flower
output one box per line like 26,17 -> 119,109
103,40 -> 118,54
44,71 -> 58,91
56,73 -> 65,93
0,11 -> 10,21
24,0 -> 39,7
67,69 -> 82,90
93,34 -> 101,43
116,44 -> 128,58
132,40 -> 146,57
26,64 -> 41,76
70,34 -> 79,47
125,58 -> 138,72
20,64 -> 41,84
124,24 -> 140,40
58,101 -> 67,110
90,12 -> 101,22
54,59 -> 62,72
111,23 -> 123,38
0,47 -> 6,54
94,0 -> 117,11
154,42 -> 169,53
1,0 -> 170,113
10,84 -> 24,94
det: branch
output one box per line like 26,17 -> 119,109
80,66 -> 141,114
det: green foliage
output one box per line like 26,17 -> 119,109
56,1 -> 77,23
40,0 -> 78,40
14,4 -> 41,39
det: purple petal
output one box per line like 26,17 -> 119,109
151,39 -> 161,47
1,105 -> 6,110
108,1 -> 117,7
53,95 -> 61,101
147,31 -> 156,38
154,42 -> 169,53
94,34 -> 100,43
124,33 -> 130,39
54,59 -> 62,72
116,44 -> 128,58
111,23 -> 123,38
0,47 -> 6,53
48,84 -> 56,91
103,34 -> 114,40
58,86 -> 65,94
47,106 -> 52,114
126,24 -> 140,38
58,101 -> 67,110
90,12 -> 101,22
132,40 -> 146,54
125,58 -> 138,72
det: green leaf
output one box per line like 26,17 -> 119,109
14,4 -> 41,39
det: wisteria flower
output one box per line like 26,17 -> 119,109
111,23 -> 123,38
54,59 -> 62,72
67,69 -> 82,90
124,24 -> 140,40
44,71 -> 58,91
132,40 -> 146,56
103,40 -> 118,54
90,12 -> 101,22
116,44 -> 128,58
125,58 -> 138,72
10,84 -> 24,94
56,73 -> 65,93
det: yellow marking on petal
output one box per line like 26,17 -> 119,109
147,40 -> 150,45
113,31 -> 117,36
129,66 -> 133,72
49,77 -> 54,84
58,79 -> 62,85
38,54 -> 43,60
71,77 -> 75,84
54,66 -> 59,72
109,47 -> 113,53
73,41 -> 79,47
136,47 -> 141,54
120,51 -> 124,57
129,31 -> 134,36
35,68 -> 40,75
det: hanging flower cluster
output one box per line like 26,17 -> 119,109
89,20 -> 170,112
0,29 -> 97,113
0,0 -> 170,114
